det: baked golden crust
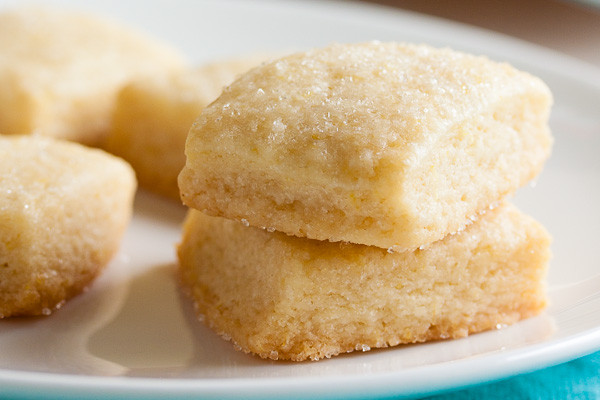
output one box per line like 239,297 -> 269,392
0,136 -> 136,317
179,42 -> 552,250
177,203 -> 550,361
0,7 -> 185,145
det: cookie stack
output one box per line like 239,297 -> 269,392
177,42 -> 553,361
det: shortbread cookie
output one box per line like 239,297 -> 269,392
0,136 -> 136,318
177,203 -> 550,361
0,7 -> 185,146
106,55 -> 271,199
179,42 -> 553,251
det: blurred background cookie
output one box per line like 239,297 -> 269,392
0,136 -> 136,318
0,7 -> 185,146
105,54 -> 274,200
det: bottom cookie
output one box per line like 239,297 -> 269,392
177,203 -> 550,361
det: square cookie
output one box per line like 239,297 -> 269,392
178,203 -> 550,361
179,42 -> 552,251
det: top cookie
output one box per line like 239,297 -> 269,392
179,42 -> 552,251
0,7 -> 185,145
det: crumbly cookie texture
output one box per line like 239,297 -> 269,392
177,203 -> 550,361
105,55 -> 272,200
0,136 -> 136,318
0,7 -> 185,146
179,42 -> 553,251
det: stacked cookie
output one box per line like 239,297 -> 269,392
0,7 -> 185,147
177,42 -> 553,361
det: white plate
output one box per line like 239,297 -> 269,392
2,0 -> 600,399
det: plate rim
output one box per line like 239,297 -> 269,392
1,322 -> 600,399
